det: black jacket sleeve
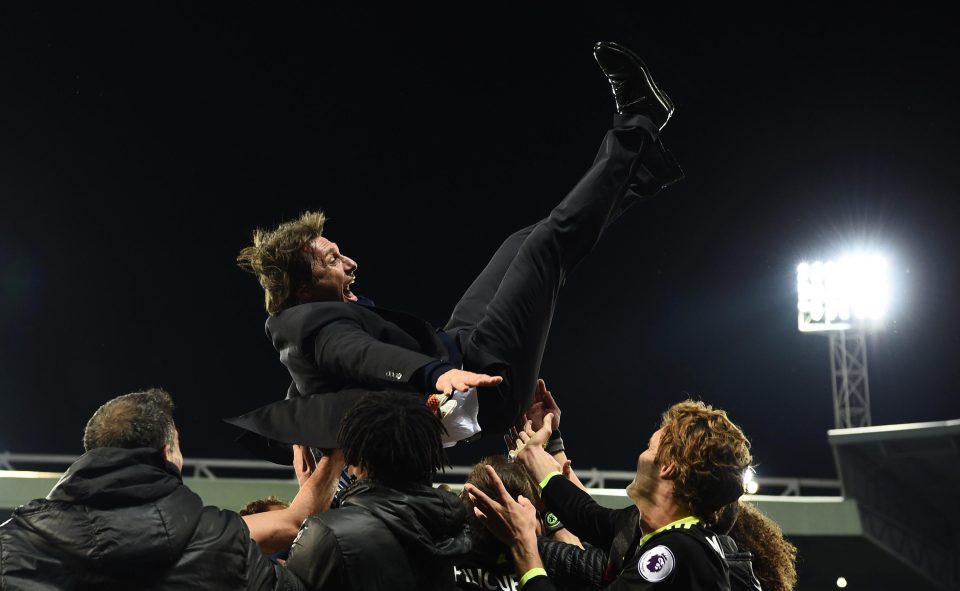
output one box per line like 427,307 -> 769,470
538,538 -> 606,589
313,319 -> 441,390
541,477 -> 630,550
285,517 -> 348,591
523,575 -> 559,591
236,514 -> 287,591
272,565 -> 309,591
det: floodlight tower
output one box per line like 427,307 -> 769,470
796,255 -> 889,429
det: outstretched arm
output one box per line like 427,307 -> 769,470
314,319 -> 500,393
522,380 -> 587,491
243,446 -> 345,555
515,419 -> 624,550
435,368 -> 503,395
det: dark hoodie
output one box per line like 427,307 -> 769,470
286,479 -> 470,591
0,447 -> 300,590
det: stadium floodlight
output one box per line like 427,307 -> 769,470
796,251 -> 891,429
743,467 -> 759,495
797,254 -> 889,333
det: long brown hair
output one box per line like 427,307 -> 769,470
730,501 -> 798,591
237,210 -> 327,315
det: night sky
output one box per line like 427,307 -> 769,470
2,4 -> 958,480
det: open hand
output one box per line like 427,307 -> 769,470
436,369 -> 502,395
524,379 -> 561,432
505,413 -> 554,459
514,416 -> 562,484
464,465 -> 540,546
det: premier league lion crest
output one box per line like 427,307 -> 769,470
638,545 -> 676,582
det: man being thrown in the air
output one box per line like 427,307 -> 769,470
228,42 -> 683,457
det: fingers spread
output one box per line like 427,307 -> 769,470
484,464 -> 513,502
466,481 -> 501,511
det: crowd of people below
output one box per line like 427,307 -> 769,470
0,380 -> 797,590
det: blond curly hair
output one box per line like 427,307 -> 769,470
656,400 -> 752,522
237,211 -> 327,315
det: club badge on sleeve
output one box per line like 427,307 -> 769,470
637,545 -> 675,582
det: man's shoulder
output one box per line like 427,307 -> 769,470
621,526 -> 728,588
193,504 -> 248,535
267,301 -> 377,342
272,301 -> 369,323
310,503 -> 389,535
290,509 -> 396,576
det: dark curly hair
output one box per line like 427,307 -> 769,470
338,391 -> 448,485
237,210 -> 327,315
730,501 -> 798,591
239,495 -> 290,517
656,400 -> 752,523
83,388 -> 176,452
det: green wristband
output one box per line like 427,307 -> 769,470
538,471 -> 563,491
519,567 -> 548,589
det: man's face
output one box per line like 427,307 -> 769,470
300,236 -> 358,303
626,427 -> 666,505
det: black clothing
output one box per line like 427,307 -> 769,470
525,533 -> 761,591
454,537 -> 605,591
0,447 -> 300,591
529,477 -> 731,591
717,536 -> 762,591
229,114 -> 682,456
269,303 -> 452,397
285,479 -> 470,591
538,539 -> 607,590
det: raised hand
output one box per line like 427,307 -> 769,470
514,416 -> 562,484
524,379 -> 561,432
464,465 -> 540,546
436,369 -> 503,395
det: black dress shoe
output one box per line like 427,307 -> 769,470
593,42 -> 674,130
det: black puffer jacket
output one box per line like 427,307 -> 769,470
455,536 -> 606,591
286,479 -> 470,590
0,447 -> 302,591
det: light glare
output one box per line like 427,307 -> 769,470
743,467 -> 758,494
797,253 -> 890,332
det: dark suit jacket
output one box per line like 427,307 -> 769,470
226,301 -> 458,457
266,301 -> 452,397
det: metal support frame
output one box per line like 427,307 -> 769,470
0,452 -> 840,496
828,329 -> 872,428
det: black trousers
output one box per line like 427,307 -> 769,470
443,114 -> 682,433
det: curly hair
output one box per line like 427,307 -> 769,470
83,388 -> 176,452
238,495 -> 290,516
729,501 -> 798,591
237,211 -> 327,316
656,400 -> 752,523
338,391 -> 448,485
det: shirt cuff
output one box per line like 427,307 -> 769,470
538,471 -> 563,491
519,567 -> 548,590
